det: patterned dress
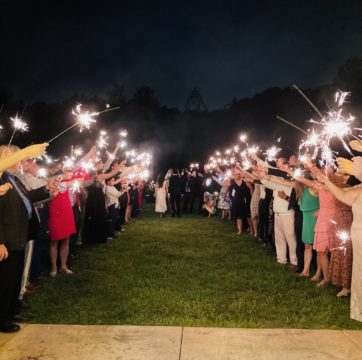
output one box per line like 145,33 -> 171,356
218,186 -> 231,210
328,200 -> 353,288
351,191 -> 362,321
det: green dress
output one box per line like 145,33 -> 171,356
299,187 -> 320,244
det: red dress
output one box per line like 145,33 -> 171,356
48,186 -> 76,241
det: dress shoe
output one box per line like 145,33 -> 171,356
0,322 -> 20,333
13,314 -> 32,322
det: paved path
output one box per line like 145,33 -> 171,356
1,324 -> 362,360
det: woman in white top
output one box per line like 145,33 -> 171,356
155,174 -> 168,217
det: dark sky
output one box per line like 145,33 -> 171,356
1,0 -> 362,109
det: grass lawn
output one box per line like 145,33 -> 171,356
26,206 -> 362,329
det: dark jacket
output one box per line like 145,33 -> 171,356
168,175 -> 182,196
0,173 -> 50,252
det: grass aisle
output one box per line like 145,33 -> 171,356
27,208 -> 362,329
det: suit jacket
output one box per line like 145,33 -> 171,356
168,175 -> 182,196
0,173 -> 50,252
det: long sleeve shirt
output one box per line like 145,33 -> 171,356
261,178 -> 293,214
105,185 -> 124,208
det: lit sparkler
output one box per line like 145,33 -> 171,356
120,129 -> 128,138
8,114 -> 29,145
265,146 -> 281,162
37,167 -> 48,178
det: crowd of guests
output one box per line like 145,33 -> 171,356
154,141 -> 362,323
0,142 -> 146,333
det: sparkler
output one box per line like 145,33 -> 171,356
265,146 -> 281,162
205,178 -> 212,187
48,104 -> 120,143
8,114 -> 29,146
97,131 -> 109,149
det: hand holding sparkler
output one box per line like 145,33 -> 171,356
0,183 -> 12,196
336,157 -> 354,175
22,143 -> 49,159
349,140 -> 362,153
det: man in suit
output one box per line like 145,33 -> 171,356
0,145 -> 57,333
168,168 -> 182,217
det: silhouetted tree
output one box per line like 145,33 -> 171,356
130,86 -> 160,108
184,87 -> 207,112
334,56 -> 362,101
107,84 -> 127,108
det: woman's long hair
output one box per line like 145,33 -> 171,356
156,174 -> 165,188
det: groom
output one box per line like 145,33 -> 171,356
168,168 -> 182,217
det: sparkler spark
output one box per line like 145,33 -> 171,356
265,146 -> 281,162
37,168 -> 48,178
72,104 -> 97,132
120,130 -> 128,138
239,133 -> 247,142
10,115 -> 29,132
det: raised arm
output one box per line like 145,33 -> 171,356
0,143 -> 48,173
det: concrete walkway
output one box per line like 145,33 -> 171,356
1,324 -> 362,360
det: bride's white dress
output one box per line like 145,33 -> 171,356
155,182 -> 167,213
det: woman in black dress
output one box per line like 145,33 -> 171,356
84,162 -> 120,244
228,168 -> 253,235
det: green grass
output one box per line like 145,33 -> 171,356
26,205 -> 362,329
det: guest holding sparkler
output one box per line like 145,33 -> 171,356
84,161 -> 120,244
0,144 -> 57,333
48,168 -> 76,277
320,169 -> 362,321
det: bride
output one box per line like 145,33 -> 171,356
155,174 -> 168,217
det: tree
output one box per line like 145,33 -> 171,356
184,87 -> 207,112
334,56 -> 362,100
130,86 -> 160,108
107,84 -> 127,108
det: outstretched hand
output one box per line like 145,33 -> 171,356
22,143 -> 49,159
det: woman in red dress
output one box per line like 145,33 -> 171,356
48,170 -> 76,277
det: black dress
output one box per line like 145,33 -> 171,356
230,179 -> 251,220
84,180 -> 107,244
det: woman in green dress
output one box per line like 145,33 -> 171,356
297,184 -> 320,277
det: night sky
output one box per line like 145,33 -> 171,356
1,0 -> 362,109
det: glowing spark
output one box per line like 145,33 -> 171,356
72,180 -> 81,192
293,168 -> 302,178
337,230 -> 350,242
265,146 -> 281,162
239,133 -> 247,142
73,147 -> 84,157
10,115 -> 29,132
247,145 -> 259,155
335,91 -> 350,108
72,104 -> 97,132
243,160 -> 251,170
63,158 -> 75,169
120,130 -> 128,138
119,140 -> 127,149
81,161 -> 96,171
106,104 -> 110,108
37,168 -> 48,178
205,178 -> 212,187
